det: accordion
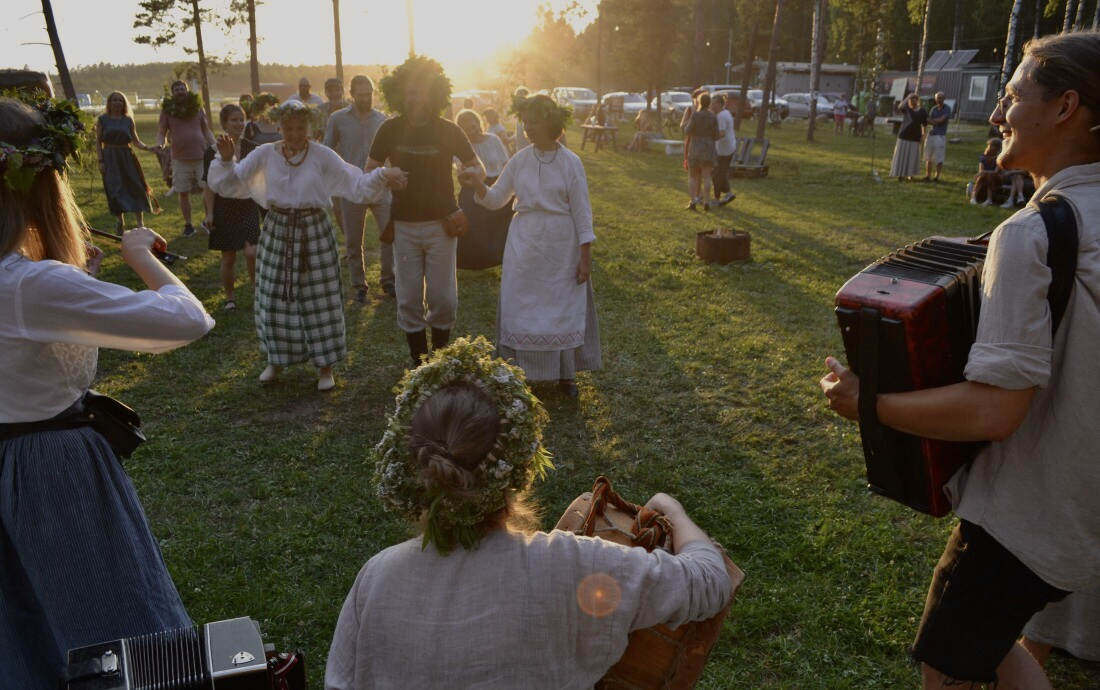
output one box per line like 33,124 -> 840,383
61,617 -> 305,690
835,236 -> 988,517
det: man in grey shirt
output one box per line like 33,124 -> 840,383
324,74 -> 394,301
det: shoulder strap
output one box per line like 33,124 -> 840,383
1035,196 -> 1079,336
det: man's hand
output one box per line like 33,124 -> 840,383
820,356 -> 860,421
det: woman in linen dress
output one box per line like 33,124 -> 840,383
684,91 -> 719,211
96,92 -> 152,233
0,95 -> 214,687
454,109 -> 512,270
462,94 -> 601,397
208,102 -> 406,391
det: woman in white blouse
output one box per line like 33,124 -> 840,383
455,109 -> 512,270
460,95 -> 601,398
0,96 -> 214,686
209,102 -> 406,391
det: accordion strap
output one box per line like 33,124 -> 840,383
1036,196 -> 1079,336
580,476 -> 672,551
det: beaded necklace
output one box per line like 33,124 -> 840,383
281,141 -> 309,167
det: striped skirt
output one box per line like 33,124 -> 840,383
496,280 -> 602,381
0,416 -> 190,686
890,138 -> 922,178
255,206 -> 347,368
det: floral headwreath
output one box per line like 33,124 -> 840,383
374,336 -> 553,555
0,91 -> 89,193
160,91 -> 203,119
509,94 -> 573,130
265,101 -> 323,131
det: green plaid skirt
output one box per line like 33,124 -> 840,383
255,206 -> 346,367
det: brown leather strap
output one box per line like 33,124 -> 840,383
579,476 -> 673,551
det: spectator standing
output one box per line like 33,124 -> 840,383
454,109 -> 512,270
684,92 -> 719,212
710,93 -> 736,206
285,77 -> 325,107
923,91 -> 952,182
367,56 -> 483,367
324,75 -> 395,302
483,107 -> 511,151
96,92 -> 153,234
833,94 -> 849,135
157,80 -> 215,237
512,86 -> 531,150
889,93 -> 928,182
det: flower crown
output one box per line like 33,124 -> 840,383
374,336 -> 553,555
509,94 -> 572,129
160,91 -> 203,119
0,91 -> 89,193
266,101 -> 323,130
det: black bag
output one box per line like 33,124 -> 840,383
82,390 -> 146,459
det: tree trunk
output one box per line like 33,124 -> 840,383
406,0 -> 416,57
693,0 -> 705,86
1063,0 -> 1076,32
1000,0 -> 1023,98
755,0 -> 785,142
735,13 -> 759,132
1034,0 -> 1042,39
333,0 -> 344,82
1073,0 -> 1086,29
807,0 -> 825,141
189,0 -> 213,130
1093,0 -> 1100,30
40,0 -> 76,100
595,10 -> 603,102
952,0 -> 961,52
247,0 -> 260,95
915,0 -> 931,97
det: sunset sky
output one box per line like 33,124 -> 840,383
3,0 -> 594,85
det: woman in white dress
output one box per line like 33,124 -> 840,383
209,102 -> 406,391
461,95 -> 601,397
455,109 -> 512,269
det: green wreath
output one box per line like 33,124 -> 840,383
161,92 -> 203,119
374,336 -> 553,555
0,91 -> 89,193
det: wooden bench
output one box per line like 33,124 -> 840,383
728,137 -> 770,179
649,138 -> 684,155
581,124 -> 619,152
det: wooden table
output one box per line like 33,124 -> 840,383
581,124 -> 619,152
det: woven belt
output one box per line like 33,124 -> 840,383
267,206 -> 324,302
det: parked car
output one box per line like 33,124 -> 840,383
746,89 -> 790,120
550,87 -> 597,120
601,92 -> 648,120
700,85 -> 754,120
452,89 -> 496,115
781,93 -> 834,120
649,91 -> 693,117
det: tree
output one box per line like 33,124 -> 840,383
914,0 -> 931,96
228,0 -> 261,95
134,0 -> 216,128
755,0 -> 787,142
999,0 -> 1023,98
333,0 -> 344,82
807,0 -> 826,141
41,0 -> 76,100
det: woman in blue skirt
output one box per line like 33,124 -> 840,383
0,95 -> 214,686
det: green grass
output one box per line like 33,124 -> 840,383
69,115 -> 1098,688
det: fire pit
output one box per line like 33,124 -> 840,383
696,230 -> 751,265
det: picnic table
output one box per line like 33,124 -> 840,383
581,124 -> 619,152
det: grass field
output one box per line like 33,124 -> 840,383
70,114 -> 1098,688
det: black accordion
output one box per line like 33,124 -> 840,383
61,617 -> 305,690
835,236 -> 987,517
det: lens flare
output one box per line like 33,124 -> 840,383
576,572 -> 622,618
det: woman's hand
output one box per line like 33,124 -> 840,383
820,356 -> 860,421
120,226 -> 169,261
575,249 -> 591,285
644,493 -> 686,519
216,134 -> 235,162
382,166 -> 408,191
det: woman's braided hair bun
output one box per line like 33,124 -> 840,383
411,384 -> 500,500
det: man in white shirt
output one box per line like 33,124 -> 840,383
285,77 -> 325,107
710,93 -> 736,206
324,75 -> 394,301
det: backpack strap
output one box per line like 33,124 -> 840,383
1035,196 -> 1079,336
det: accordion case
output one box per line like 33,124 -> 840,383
835,237 -> 987,516
61,617 -> 270,690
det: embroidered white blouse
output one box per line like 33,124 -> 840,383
0,254 -> 214,422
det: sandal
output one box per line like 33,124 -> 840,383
224,300 -> 237,311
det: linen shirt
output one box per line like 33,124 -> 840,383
158,110 -> 212,161
469,133 -> 510,178
946,162 -> 1100,592
0,254 -> 214,422
323,106 -> 389,169
207,142 -> 391,210
715,109 -> 737,157
285,93 -> 325,107
324,531 -> 730,690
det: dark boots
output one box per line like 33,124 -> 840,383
406,330 -> 428,368
430,328 -> 450,351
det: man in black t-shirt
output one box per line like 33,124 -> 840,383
368,57 -> 482,367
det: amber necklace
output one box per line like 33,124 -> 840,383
281,141 -> 309,167
533,144 -> 559,180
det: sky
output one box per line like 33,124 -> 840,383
2,0 -> 595,85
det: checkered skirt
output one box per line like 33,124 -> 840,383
255,207 -> 346,367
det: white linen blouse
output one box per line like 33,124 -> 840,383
470,133 -> 510,178
0,254 -> 214,422
207,141 -> 391,210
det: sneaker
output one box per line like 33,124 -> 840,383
718,193 -> 736,206
182,223 -> 196,237
981,200 -> 993,206
1000,199 -> 1015,208
317,371 -> 336,392
199,220 -> 212,234
684,200 -> 697,212
259,365 -> 281,383
969,198 -> 978,205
